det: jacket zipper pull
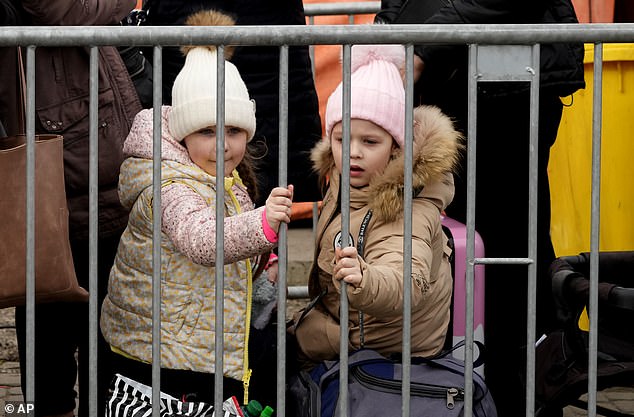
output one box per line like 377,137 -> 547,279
446,387 -> 458,409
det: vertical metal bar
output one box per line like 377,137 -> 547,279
24,44 -> 36,405
277,44 -> 290,417
587,42 -> 604,417
151,45 -> 163,417
312,202 -> 319,242
401,44 -> 414,417
308,17 -> 316,78
465,44 -> 479,417
214,45 -> 226,413
338,43 -> 352,417
525,43 -> 541,417
88,46 -> 99,417
348,14 -> 354,24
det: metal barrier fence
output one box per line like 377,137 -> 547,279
2,22 -> 634,417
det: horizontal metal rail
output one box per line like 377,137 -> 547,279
1,23 -> 634,47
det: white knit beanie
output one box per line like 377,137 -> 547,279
168,11 -> 256,142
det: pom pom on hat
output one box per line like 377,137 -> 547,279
349,44 -> 405,73
326,44 -> 406,148
168,10 -> 256,142
179,11 -> 236,58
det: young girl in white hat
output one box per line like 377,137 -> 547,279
101,10 -> 292,406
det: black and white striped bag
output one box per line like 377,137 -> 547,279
105,373 -> 241,417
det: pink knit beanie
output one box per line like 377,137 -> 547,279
325,44 -> 406,147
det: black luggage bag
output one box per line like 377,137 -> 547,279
535,251 -> 634,416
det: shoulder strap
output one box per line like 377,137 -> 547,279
318,349 -> 387,388
356,209 -> 373,259
290,287 -> 328,332
17,47 -> 26,135
412,340 -> 487,369
356,209 -> 373,347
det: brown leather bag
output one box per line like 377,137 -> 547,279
0,48 -> 88,308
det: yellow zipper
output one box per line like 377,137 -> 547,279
242,256 -> 253,405
225,173 -> 253,405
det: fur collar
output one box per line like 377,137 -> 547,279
312,105 -> 464,222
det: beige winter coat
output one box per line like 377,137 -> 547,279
294,106 -> 462,363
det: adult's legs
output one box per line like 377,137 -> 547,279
445,86 -> 563,416
73,233 -> 122,417
15,234 -> 119,416
16,303 -> 79,417
16,231 -> 122,417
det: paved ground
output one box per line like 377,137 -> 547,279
0,307 -> 22,407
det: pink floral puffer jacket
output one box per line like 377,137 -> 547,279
101,107 -> 275,381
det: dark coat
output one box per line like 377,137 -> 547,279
143,0 -> 323,204
375,2 -> 586,414
376,0 -> 585,98
0,0 -> 142,239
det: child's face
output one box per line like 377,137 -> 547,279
183,126 -> 247,177
330,119 -> 396,188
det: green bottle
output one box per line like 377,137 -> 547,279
259,405 -> 274,417
243,400 -> 263,417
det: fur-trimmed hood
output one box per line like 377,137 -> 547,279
312,105 -> 463,222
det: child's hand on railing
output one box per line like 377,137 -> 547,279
265,184 -> 294,233
334,246 -> 363,288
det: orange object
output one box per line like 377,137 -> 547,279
293,2 -> 376,213
571,0 -> 615,22
304,0 -> 376,136
291,201 -> 321,221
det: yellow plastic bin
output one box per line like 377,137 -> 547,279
549,43 -> 634,256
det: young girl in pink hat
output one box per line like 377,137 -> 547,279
292,44 -> 463,365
